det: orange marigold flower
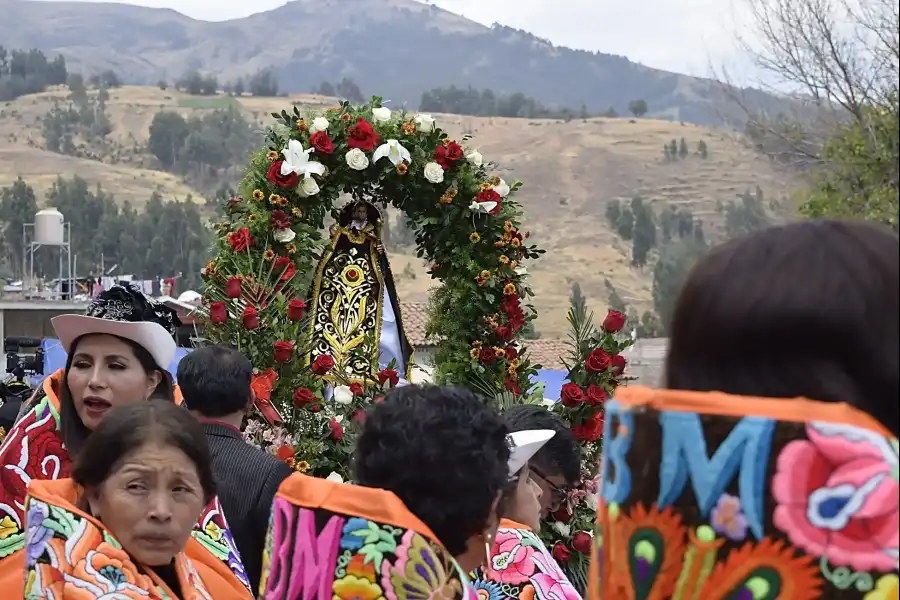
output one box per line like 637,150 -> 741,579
504,221 -> 514,232
470,232 -> 481,243
402,121 -> 417,135
470,348 -> 480,359
341,113 -> 352,122
205,260 -> 217,273
510,260 -> 519,269
296,460 -> 310,473
292,207 -> 303,217
504,283 -> 517,295
296,118 -> 307,131
396,163 -> 409,175
267,150 -> 279,161
507,365 -> 518,377
472,340 -> 483,347
480,270 -> 491,279
277,196 -> 289,206
495,241 -> 506,248
494,347 -> 505,358
439,193 -> 454,205
247,214 -> 257,222
449,188 -> 458,198
491,176 -> 501,186
511,238 -> 521,248
499,255 -> 510,264
268,193 -> 280,204
252,189 -> 264,201
263,250 -> 275,261
481,183 -> 492,191
286,243 -> 297,254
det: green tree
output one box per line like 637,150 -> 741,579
615,207 -> 634,240
697,139 -> 709,159
569,282 -> 587,317
0,177 -> 38,276
604,278 -> 627,313
678,137 -> 689,159
668,139 -> 678,158
628,99 -> 648,117
631,198 -> 656,267
148,111 -> 190,169
604,199 -> 621,228
652,237 -> 707,331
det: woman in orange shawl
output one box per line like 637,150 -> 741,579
24,401 -> 238,599
588,220 -> 899,600
0,285 -> 251,598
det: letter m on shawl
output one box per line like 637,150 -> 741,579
657,411 -> 775,540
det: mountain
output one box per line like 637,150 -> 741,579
0,0 -> 786,125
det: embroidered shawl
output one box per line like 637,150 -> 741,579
472,519 -> 582,600
0,370 -> 252,599
259,472 -> 476,600
586,386 -> 900,600
24,478 -> 219,599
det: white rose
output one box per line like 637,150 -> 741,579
493,178 -> 510,198
332,385 -> 353,405
552,521 -> 571,537
310,116 -> 329,134
345,148 -> 370,171
423,161 -> 444,184
414,113 -> 435,131
466,150 -> 483,167
273,228 -> 296,243
372,107 -> 392,123
585,493 -> 599,511
326,472 -> 344,483
298,177 -> 320,196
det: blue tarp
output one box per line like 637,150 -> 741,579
33,338 -> 193,386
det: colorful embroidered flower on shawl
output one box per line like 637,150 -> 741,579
23,495 -> 214,600
0,395 -> 70,559
192,496 -> 251,591
259,473 -> 475,600
472,523 -> 582,600
588,387 -> 899,600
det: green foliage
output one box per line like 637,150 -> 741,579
604,279 -> 627,314
801,95 -> 899,229
176,70 -> 218,96
316,78 -> 364,103
630,197 -> 656,267
678,137 -> 689,159
652,236 -> 707,331
604,200 -> 621,229
0,46 -> 68,102
725,187 -> 771,238
615,207 -> 634,240
569,283 -> 587,317
0,177 -> 38,274
628,99 -> 648,117
697,139 -> 708,159
40,83 -> 112,155
419,85 -> 580,120
247,69 -> 279,97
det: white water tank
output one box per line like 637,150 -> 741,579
34,208 -> 65,245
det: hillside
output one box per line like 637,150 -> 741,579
0,0 -> 787,125
0,85 -> 801,335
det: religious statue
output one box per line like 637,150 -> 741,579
307,200 -> 413,383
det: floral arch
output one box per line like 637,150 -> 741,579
201,97 -> 543,479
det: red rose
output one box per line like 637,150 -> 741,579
504,377 -> 521,398
292,387 -> 316,406
346,118 -> 379,151
311,354 -> 335,375
273,340 -> 294,362
225,276 -> 242,299
330,417 -> 344,441
475,188 -> 502,215
602,309 -> 626,333
505,346 -> 518,360
434,141 -> 464,169
585,348 -> 611,373
377,368 -> 399,387
586,385 -> 608,406
495,325 -> 512,341
309,131 -> 334,155
478,347 -> 496,365
308,404 -> 322,413
274,256 -> 296,282
267,160 -> 299,188
242,306 -> 259,330
276,444 -> 295,464
228,227 -> 253,252
560,383 -> 585,408
551,544 -> 571,564
572,531 -> 593,554
349,382 -> 364,396
553,507 -> 573,524
209,301 -> 228,324
351,408 -> 367,425
287,298 -> 307,321
270,210 -> 292,230
611,354 -> 627,376
572,412 -> 604,442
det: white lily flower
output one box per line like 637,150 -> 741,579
281,139 -> 326,180
469,199 -> 498,214
332,385 -> 353,405
372,107 -> 392,123
372,139 -> 411,166
493,178 -> 511,197
273,228 -> 296,243
467,150 -> 483,167
326,472 -> 344,483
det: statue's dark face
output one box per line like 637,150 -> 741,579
352,205 -> 368,221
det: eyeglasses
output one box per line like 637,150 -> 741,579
529,465 -> 567,510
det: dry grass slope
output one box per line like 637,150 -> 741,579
0,86 -> 801,335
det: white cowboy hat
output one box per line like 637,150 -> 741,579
508,429 -> 556,477
52,314 -> 177,369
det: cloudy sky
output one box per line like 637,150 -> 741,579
34,0 -> 761,80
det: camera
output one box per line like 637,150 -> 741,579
4,336 -> 44,381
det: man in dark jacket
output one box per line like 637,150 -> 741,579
177,345 -> 292,593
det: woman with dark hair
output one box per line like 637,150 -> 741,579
0,285 -> 252,597
23,402 -> 240,598
588,220 -> 899,600
472,430 -> 583,600
258,385 -> 510,599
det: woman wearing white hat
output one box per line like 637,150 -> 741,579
0,284 -> 254,599
472,429 -> 583,600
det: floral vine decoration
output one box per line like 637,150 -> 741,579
200,97 -> 543,477
541,305 -> 632,590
